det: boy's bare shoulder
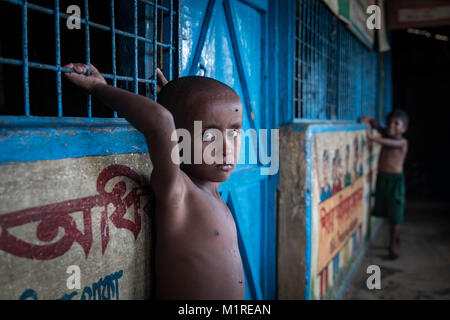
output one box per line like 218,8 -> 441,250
150,169 -> 191,204
151,169 -> 206,208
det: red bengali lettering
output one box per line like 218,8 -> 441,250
0,165 -> 151,260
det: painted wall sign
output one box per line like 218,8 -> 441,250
0,154 -> 152,299
317,177 -> 364,274
307,125 -> 381,300
0,164 -> 150,260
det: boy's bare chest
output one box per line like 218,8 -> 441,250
188,192 -> 236,235
379,147 -> 407,172
156,190 -> 238,244
380,147 -> 406,162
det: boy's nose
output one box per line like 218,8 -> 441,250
223,136 -> 236,163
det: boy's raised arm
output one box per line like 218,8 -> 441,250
368,135 -> 407,148
359,115 -> 386,136
64,63 -> 184,196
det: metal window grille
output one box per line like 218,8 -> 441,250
294,0 -> 379,121
0,0 -> 178,118
382,50 -> 393,120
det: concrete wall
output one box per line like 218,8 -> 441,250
278,123 -> 383,300
0,153 -> 153,300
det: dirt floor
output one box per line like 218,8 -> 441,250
342,202 -> 450,300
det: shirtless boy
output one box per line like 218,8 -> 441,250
64,63 -> 245,299
360,110 -> 408,260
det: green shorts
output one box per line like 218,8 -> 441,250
372,172 -> 405,224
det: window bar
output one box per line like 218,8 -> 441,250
0,56 -> 153,83
134,0 -> 138,94
304,0 -> 308,119
300,0 -> 306,119
312,0 -> 317,119
337,23 -> 342,120
317,1 -> 322,119
318,1 -> 324,119
310,0 -> 315,119
303,0 -> 314,118
343,26 -> 347,119
306,0 -> 310,119
308,0 -> 313,119
169,0 -> 173,81
22,0 -> 30,116
158,3 -> 163,70
296,0 -> 300,119
153,0 -> 157,100
343,27 -> 347,119
84,0 -> 92,117
55,0 -> 62,116
111,0 -> 118,117
321,2 -> 325,118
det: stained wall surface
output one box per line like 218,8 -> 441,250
0,153 -> 153,300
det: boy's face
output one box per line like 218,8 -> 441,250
179,92 -> 243,183
386,116 -> 407,138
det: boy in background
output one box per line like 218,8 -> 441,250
360,110 -> 408,259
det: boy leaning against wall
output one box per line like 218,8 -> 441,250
359,110 -> 409,260
63,63 -> 245,299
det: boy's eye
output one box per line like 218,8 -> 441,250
227,129 -> 240,138
202,130 -> 216,142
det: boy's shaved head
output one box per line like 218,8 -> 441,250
157,76 -> 241,126
387,109 -> 409,128
156,75 -> 243,183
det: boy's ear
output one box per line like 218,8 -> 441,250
400,122 -> 408,133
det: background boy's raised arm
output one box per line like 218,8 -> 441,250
359,115 -> 386,136
367,135 -> 408,148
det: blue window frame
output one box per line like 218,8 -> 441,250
0,0 -> 179,120
294,0 -> 379,122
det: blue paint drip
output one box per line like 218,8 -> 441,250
0,119 -> 148,164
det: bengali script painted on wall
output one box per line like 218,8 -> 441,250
317,177 -> 364,274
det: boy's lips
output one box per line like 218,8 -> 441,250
215,164 -> 234,171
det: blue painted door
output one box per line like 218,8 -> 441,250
181,0 -> 276,299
